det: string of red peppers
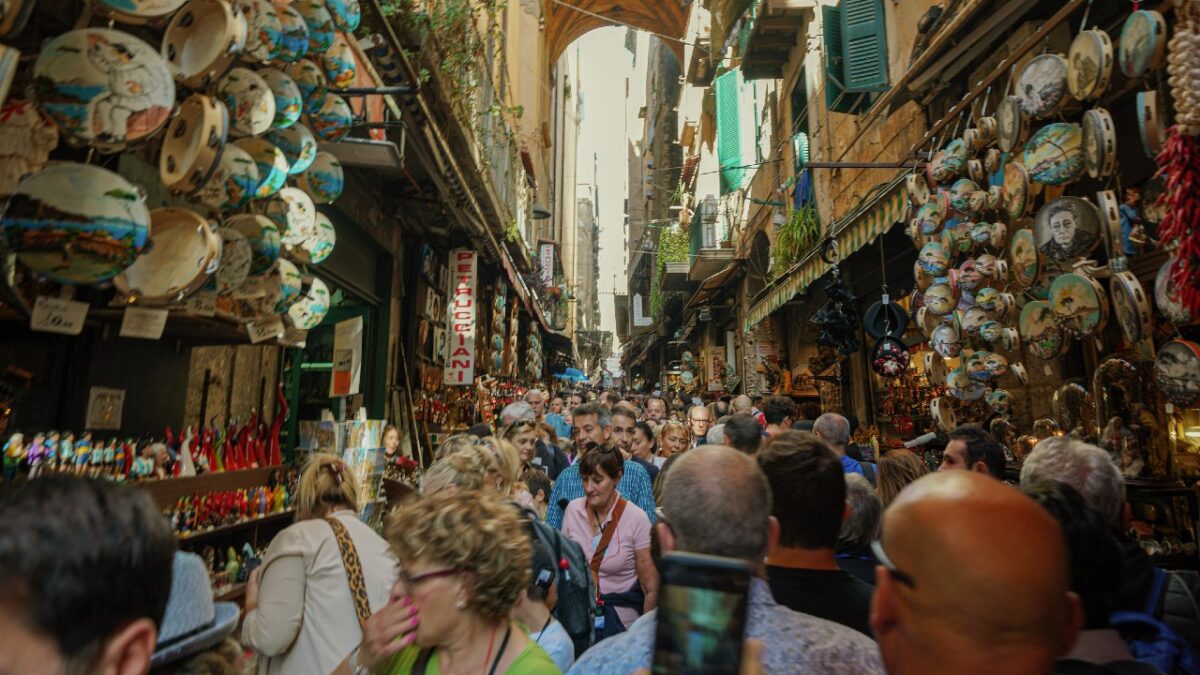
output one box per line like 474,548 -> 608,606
1155,125 -> 1200,315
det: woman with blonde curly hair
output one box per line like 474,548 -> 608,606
420,445 -> 498,496
877,449 -> 928,508
336,492 -> 561,674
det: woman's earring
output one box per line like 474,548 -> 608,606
455,600 -> 466,609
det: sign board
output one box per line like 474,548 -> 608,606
86,387 -> 125,430
119,307 -> 169,340
247,317 -> 285,344
539,242 -> 555,287
183,291 -> 217,317
331,316 -> 364,396
444,249 -> 478,385
31,296 -> 89,335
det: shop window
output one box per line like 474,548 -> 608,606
822,0 -> 888,115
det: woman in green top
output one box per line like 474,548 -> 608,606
335,491 -> 561,675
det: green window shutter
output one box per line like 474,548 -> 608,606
841,0 -> 889,92
715,69 -> 744,194
822,5 -> 854,113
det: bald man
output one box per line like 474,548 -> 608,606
872,471 -> 1082,674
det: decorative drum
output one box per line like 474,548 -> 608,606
1111,270 -> 1153,344
949,178 -> 977,211
916,191 -> 949,236
931,323 -> 963,359
214,226 -> 252,295
1154,340 -> 1200,408
161,0 -> 248,89
918,241 -> 950,277
1020,300 -> 1066,359
1050,272 -> 1109,337
236,0 -> 283,63
1096,190 -> 1123,262
195,141 -> 259,212
286,59 -> 328,114
258,258 -> 303,315
217,67 -> 275,137
0,0 -> 37,37
325,0 -> 359,32
1017,54 -> 1070,118
159,94 -> 229,195
296,150 -> 343,203
1081,108 -> 1116,179
307,92 -> 352,143
1137,91 -> 1162,158
1155,255 -> 1194,325
997,95 -> 1029,152
925,283 -> 957,317
1002,161 -> 1031,220
321,35 -> 356,89
1068,29 -> 1114,100
1009,228 -> 1040,289
294,0 -> 335,53
226,213 -> 280,275
947,364 -> 987,402
1034,196 -> 1102,263
1024,123 -> 1084,186
275,4 -> 310,63
906,172 -> 930,206
268,187 -> 317,251
114,207 -> 219,304
287,275 -> 330,329
259,67 -> 303,129
232,136 -> 288,199
265,123 -> 317,174
1119,10 -> 1168,78
931,396 -> 957,432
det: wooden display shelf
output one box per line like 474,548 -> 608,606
176,510 -> 294,543
141,467 -> 284,510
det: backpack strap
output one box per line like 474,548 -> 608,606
325,516 -> 372,632
588,498 -> 628,590
1147,567 -> 1169,616
413,647 -> 434,675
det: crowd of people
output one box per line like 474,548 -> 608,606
3,387 -> 1200,674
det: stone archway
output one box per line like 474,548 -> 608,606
544,0 -> 689,66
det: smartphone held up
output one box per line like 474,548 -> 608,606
651,552 -> 751,674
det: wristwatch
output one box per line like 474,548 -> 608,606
348,645 -> 372,675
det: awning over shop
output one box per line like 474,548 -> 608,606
744,173 -> 908,333
686,261 -> 743,310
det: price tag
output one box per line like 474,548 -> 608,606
31,296 -> 88,335
280,326 -> 307,348
247,317 -> 285,344
233,276 -> 265,299
120,306 -> 169,340
1044,364 -> 1053,376
184,291 -> 216,317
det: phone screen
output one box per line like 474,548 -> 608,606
652,552 -> 751,674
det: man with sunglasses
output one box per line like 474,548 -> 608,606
870,470 -> 1081,675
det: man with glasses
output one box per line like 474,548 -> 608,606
544,403 -> 655,530
686,405 -> 712,449
870,470 -> 1081,674
569,446 -> 883,674
757,432 -> 874,636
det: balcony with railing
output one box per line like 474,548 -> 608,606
740,0 -> 815,80
689,195 -> 734,282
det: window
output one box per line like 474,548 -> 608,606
822,0 -> 888,114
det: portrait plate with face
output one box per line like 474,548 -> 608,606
1154,340 -> 1200,408
1034,196 -> 1101,262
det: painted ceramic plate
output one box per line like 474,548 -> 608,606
286,59 -> 328,114
296,149 -> 343,203
307,93 -> 352,143
997,95 -> 1028,153
907,173 -> 930,206
916,191 -> 949,235
195,141 -> 259,212
268,186 -> 317,250
232,136 -> 288,199
931,139 -> 967,182
161,0 -> 248,89
960,305 -> 990,337
214,226 -> 252,295
1024,123 -> 1084,186
924,352 -> 948,386
321,35 -> 356,90
294,0 -> 335,53
275,4 -> 310,63
326,0 -> 359,32
1002,161 -> 1031,220
258,257 -> 303,314
926,283 -> 957,318
1068,29 -> 1113,101
956,258 -> 983,292
217,67 -> 275,137
114,207 -> 218,304
1137,91 -> 1162,158
226,213 -> 280,274
158,94 -> 229,196
265,123 -> 317,174
1019,300 -> 1065,359
987,389 -> 1012,416
237,0 -> 284,63
947,364 -> 987,401
1034,196 -> 1101,263
33,29 -> 174,151
931,323 -> 963,359
918,241 -> 949,276
287,275 -> 329,328
931,396 -> 957,432
308,210 -> 335,264
1111,270 -> 1153,343
1050,272 -> 1108,337
94,0 -> 186,23
1155,340 -> 1200,407
1009,228 -> 1040,289
1017,54 -> 1069,118
1,163 -> 149,284
949,178 -> 978,211
1081,108 -> 1116,179
259,67 -> 303,129
1119,10 -> 1168,78
1155,255 -> 1194,325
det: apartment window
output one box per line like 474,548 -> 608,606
822,0 -> 889,115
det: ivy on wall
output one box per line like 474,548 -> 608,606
769,202 -> 820,279
651,226 -> 691,316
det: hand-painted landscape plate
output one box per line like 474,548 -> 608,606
258,67 -> 303,130
114,207 -> 218,304
916,191 -> 949,236
925,283 -> 957,318
1034,197 -> 1101,263
326,0 -> 360,32
296,149 -> 343,203
1067,29 -> 1113,101
226,213 -> 280,275
1002,161 -> 1031,220
1019,300 -> 1066,359
265,123 -> 317,174
1009,228 -> 1039,289
294,0 -> 335,53
997,95 -> 1029,153
232,136 -> 288,199
260,257 -> 303,314
1081,108 -> 1116,179
1155,255 -> 1194,325
1111,270 -> 1153,344
321,35 -> 356,90
195,141 -> 259,212
918,241 -> 949,276
1017,54 -> 1069,118
931,323 -> 963,359
289,208 -> 335,264
274,4 -> 310,63
1119,10 -> 1168,78
33,29 -> 174,151
1155,340 -> 1200,407
1024,123 -> 1084,186
217,67 -> 275,137
947,364 -> 987,401
285,59 -> 328,114
949,178 -> 978,212
1050,272 -> 1108,337
1,163 -> 149,284
93,0 -> 186,23
287,275 -> 329,328
214,226 -> 252,295
268,186 -> 317,250
237,0 -> 284,63
307,92 -> 352,143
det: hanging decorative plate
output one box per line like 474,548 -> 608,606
1081,108 -> 1116,179
1,163 -> 149,284
918,241 -> 950,277
967,159 -> 985,185
978,319 -> 1005,345
296,149 -> 343,203
1017,54 -> 1070,118
294,0 -> 335,53
274,4 -> 310,63
287,275 -> 329,328
226,213 -> 280,274
1096,189 -> 1123,263
195,141 -> 259,212
871,335 -> 910,378
320,35 -> 356,90
931,138 -> 967,182
236,0 -> 284,63
947,364 -> 988,401
925,282 -> 957,317
997,95 -> 1029,153
1068,29 -> 1114,100
931,396 -> 957,432
1002,161 -> 1031,220
232,136 -> 288,199
265,122 -> 317,174
306,92 -> 352,142
960,305 -> 990,337
924,352 -> 948,386
931,322 -> 963,359
1119,10 -> 1168,78
1136,91 -> 1162,158
216,67 -> 275,137
267,186 -> 317,250
906,172 -> 930,206
92,0 -> 185,23
957,258 -> 983,292
989,221 -> 1007,249
258,67 -> 302,129
975,287 -> 1002,313
949,178 -> 978,211
214,226 -> 252,295
964,351 -> 992,382
986,185 -> 1002,210
161,0 -> 248,89
1024,122 -> 1084,186
0,100 -> 60,198
32,29 -> 174,152
308,210 -> 335,264
970,221 -> 992,246
987,389 -> 1012,416
1050,272 -> 1109,337
1111,270 -> 1153,343
1009,228 -> 1040,289
114,207 -> 219,304
285,58 -> 328,114
984,148 -> 1002,174
159,94 -> 229,196
0,0 -> 36,38
1034,196 -> 1101,263
325,0 -> 359,31
916,191 -> 949,235
1154,340 -> 1200,407
1155,255 -> 1194,325
259,257 -> 303,314
1020,300 -> 1065,359
914,261 -> 933,291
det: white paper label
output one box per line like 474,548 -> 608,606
120,307 -> 169,340
184,291 -> 217,317
1044,364 -> 1053,376
248,317 -> 285,344
280,327 -> 307,348
31,296 -> 88,335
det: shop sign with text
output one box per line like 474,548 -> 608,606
444,249 -> 477,385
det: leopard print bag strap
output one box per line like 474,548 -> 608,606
326,516 -> 372,631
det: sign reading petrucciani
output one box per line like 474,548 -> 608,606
444,249 -> 478,385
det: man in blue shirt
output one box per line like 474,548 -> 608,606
813,412 -> 866,477
545,402 -> 655,529
542,394 -> 573,441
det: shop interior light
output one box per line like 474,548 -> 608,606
1185,427 -> 1200,439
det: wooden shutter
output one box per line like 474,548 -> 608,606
822,4 -> 854,113
841,0 -> 889,92
715,69 -> 745,194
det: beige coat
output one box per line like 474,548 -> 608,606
242,510 -> 396,675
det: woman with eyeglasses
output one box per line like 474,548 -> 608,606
243,455 -> 398,675
336,491 -> 561,674
560,446 -> 658,641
